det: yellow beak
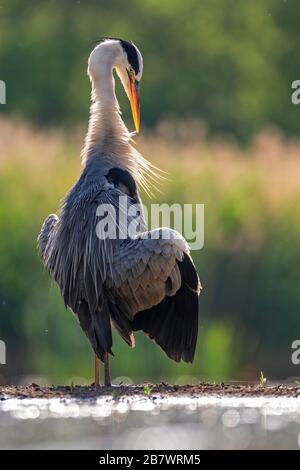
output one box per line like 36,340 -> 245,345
129,78 -> 140,133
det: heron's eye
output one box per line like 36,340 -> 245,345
127,66 -> 135,77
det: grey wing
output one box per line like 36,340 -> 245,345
37,188 -> 136,361
108,230 -> 189,315
37,191 -> 201,363
107,229 -> 201,362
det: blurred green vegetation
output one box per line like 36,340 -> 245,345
1,120 -> 300,384
1,1 -> 300,384
0,0 -> 300,141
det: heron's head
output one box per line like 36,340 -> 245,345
88,38 -> 143,132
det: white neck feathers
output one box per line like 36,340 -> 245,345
81,41 -> 158,194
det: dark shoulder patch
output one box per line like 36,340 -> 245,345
106,167 -> 137,198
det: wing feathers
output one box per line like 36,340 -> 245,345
131,253 -> 200,363
108,231 -> 190,316
38,188 -> 201,365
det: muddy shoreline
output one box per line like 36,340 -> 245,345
1,382 -> 300,400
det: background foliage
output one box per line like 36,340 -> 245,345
1,0 -> 300,141
0,0 -> 300,384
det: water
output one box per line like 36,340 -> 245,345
1,394 -> 300,449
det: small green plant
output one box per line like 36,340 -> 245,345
143,385 -> 153,396
295,381 -> 300,386
260,371 -> 266,386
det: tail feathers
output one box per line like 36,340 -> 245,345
131,253 -> 200,363
108,296 -> 135,348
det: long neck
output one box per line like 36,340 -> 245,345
82,62 -> 132,169
81,50 -> 156,195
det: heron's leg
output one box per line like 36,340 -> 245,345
104,352 -> 111,386
95,354 -> 100,386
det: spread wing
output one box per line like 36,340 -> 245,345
106,230 -> 201,362
38,186 -> 201,363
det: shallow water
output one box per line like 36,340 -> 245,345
1,394 -> 300,449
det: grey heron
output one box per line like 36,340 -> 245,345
38,38 -> 201,386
